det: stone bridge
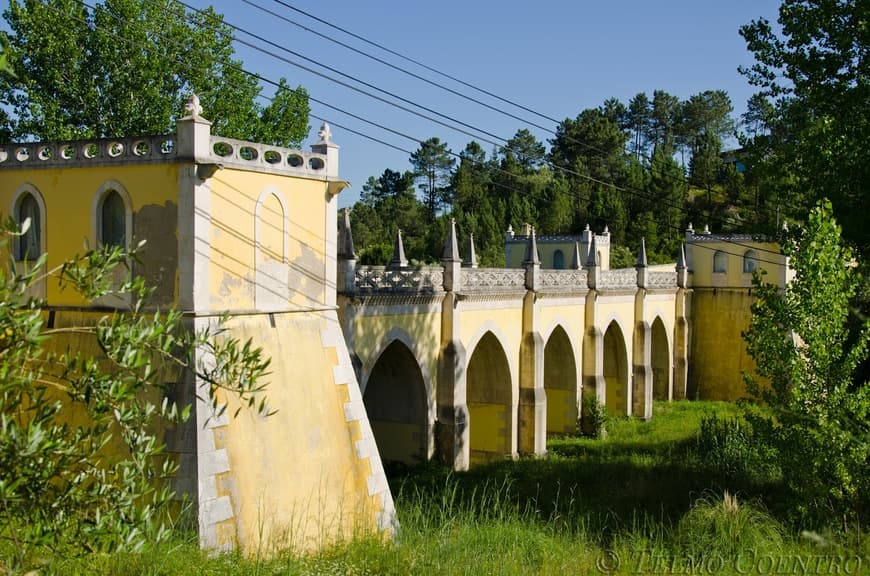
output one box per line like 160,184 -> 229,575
337,215 -> 689,470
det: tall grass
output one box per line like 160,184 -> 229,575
28,401 -> 868,575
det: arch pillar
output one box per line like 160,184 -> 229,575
518,291 -> 546,456
582,289 -> 606,416
438,291 -> 469,470
673,288 -> 690,399
632,290 -> 652,420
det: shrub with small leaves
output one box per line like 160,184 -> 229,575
0,218 -> 271,571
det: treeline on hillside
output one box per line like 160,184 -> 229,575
349,89 -> 772,268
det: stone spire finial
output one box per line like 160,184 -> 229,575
338,208 -> 356,260
317,122 -> 333,143
523,227 -> 541,265
571,241 -> 582,270
441,218 -> 461,262
389,229 -> 408,268
586,235 -> 600,268
466,233 -> 479,268
703,224 -> 711,234
636,237 -> 648,268
687,223 -> 694,234
584,223 -> 590,232
603,225 -> 610,235
676,243 -> 687,270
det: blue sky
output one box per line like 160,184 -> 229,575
5,0 -> 783,206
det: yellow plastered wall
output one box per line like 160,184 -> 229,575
1,165 -> 180,306
690,240 -> 781,288
218,312 -> 384,553
689,289 -> 758,400
208,170 -> 328,310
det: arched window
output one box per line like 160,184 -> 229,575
100,190 -> 126,248
553,249 -> 565,270
16,193 -> 41,260
713,250 -> 727,273
743,250 -> 758,273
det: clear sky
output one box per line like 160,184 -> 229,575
6,0 -> 783,206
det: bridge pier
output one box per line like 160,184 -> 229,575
519,294 -> 546,456
673,245 -> 690,400
632,243 -> 653,419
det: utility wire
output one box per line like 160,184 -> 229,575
44,0 -> 787,268
257,0 -> 755,233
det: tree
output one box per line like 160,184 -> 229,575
0,222 -> 271,570
3,0 -> 309,146
500,129 -> 545,173
680,90 -> 734,187
410,137 -> 455,221
626,92 -> 651,161
742,200 -> 869,524
740,0 -> 869,254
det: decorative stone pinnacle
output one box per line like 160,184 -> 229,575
703,224 -> 711,234
523,227 -> 541,265
687,223 -> 694,234
571,241 -> 582,269
676,243 -> 687,270
584,223 -> 590,231
184,93 -> 203,117
466,233 -> 479,268
586,235 -> 600,268
603,225 -> 610,235
318,122 -> 333,143
389,229 -> 408,268
338,208 -> 356,259
636,237 -> 648,268
441,218 -> 461,262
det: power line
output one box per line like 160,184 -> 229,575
39,0 -> 787,268
255,0 -> 757,234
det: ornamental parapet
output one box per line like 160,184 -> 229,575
598,268 -> 637,290
539,269 -> 588,293
0,135 -> 178,169
354,266 -> 444,294
648,271 -> 678,290
461,267 -> 526,293
208,135 -> 329,177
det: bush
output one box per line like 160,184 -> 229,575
579,391 -> 606,438
0,219 -> 270,571
695,413 -> 777,482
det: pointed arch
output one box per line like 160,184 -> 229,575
362,339 -> 429,464
651,316 -> 671,401
92,180 -> 133,251
713,250 -> 727,273
466,330 -> 514,464
10,183 -> 46,261
544,324 -> 578,435
255,187 -> 289,264
553,249 -> 565,270
603,320 -> 629,416
743,249 -> 758,273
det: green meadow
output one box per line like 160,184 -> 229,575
37,401 -> 867,575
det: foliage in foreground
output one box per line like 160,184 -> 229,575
0,219 -> 270,572
38,402 -> 868,575
742,200 -> 869,525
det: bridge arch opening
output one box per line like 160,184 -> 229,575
651,317 -> 671,401
467,331 -> 513,464
363,340 -> 428,465
544,325 -> 577,435
603,321 -> 629,416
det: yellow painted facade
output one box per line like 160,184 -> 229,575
0,108 -> 395,555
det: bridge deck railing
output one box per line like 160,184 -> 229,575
354,266 -> 444,294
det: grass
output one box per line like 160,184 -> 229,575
18,401 -> 870,575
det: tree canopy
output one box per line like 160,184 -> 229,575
1,0 -> 309,146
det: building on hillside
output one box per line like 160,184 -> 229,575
683,224 -> 790,399
504,223 -> 612,270
0,97 -> 395,553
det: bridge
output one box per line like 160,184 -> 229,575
336,213 -> 690,470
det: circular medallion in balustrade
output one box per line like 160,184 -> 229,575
37,146 -> 52,161
213,141 -> 233,157
82,143 -> 99,159
60,144 -> 76,160
264,150 -> 282,164
16,147 -> 30,162
132,141 -> 150,156
107,141 -> 124,158
239,146 -> 258,161
287,154 -> 304,167
308,157 -> 324,170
